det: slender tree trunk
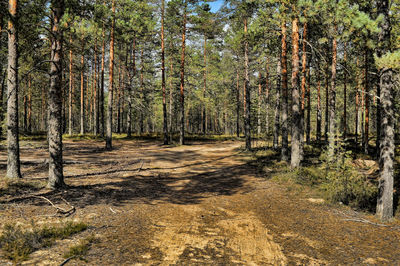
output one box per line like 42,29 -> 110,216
300,21 -> 307,152
80,41 -> 85,135
202,35 -> 207,135
281,21 -> 289,161
257,71 -> 262,136
0,69 -> 5,138
6,0 -> 22,179
265,60 -> 270,136
179,2 -> 187,145
27,76 -> 32,133
244,17 -> 251,150
328,26 -> 338,156
93,40 -> 98,135
376,73 -> 381,157
273,59 -> 281,149
68,36 -> 73,135
236,68 -> 240,137
161,0 -> 168,144
100,17 -> 105,137
306,53 -> 312,144
316,60 -> 322,142
290,17 -> 301,168
169,61 -> 173,141
324,45 -> 330,142
355,67 -> 360,144
364,48 -> 369,154
117,63 -> 121,134
105,0 -> 115,150
47,0 -> 65,188
139,47 -> 144,135
127,38 -> 135,138
376,0 -> 394,221
23,94 -> 27,132
343,44 -> 347,140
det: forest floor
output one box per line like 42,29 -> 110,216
0,138 -> 400,265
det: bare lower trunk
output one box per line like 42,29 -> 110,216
106,0 -> 115,150
179,3 -> 187,145
6,0 -> 22,179
47,0 -> 65,188
328,27 -> 337,157
244,17 -> 251,150
257,71 -> 262,136
236,69 -> 240,137
100,16 -> 105,137
290,17 -> 301,168
93,40 -> 98,135
376,0 -> 394,221
281,21 -> 289,161
316,60 -> 322,142
273,59 -> 281,149
364,48 -> 369,154
161,0 -> 168,144
80,42 -> 85,135
68,36 -> 73,135
343,44 -> 347,140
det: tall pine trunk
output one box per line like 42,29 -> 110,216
68,36 -> 73,135
281,21 -> 289,161
93,40 -> 98,135
100,13 -> 105,137
161,0 -> 168,144
316,59 -> 322,142
6,0 -> 22,179
202,35 -> 207,135
364,48 -> 369,154
47,0 -> 65,188
80,41 -> 85,135
105,0 -> 115,150
376,0 -> 394,221
300,21 -> 307,153
273,59 -> 281,149
244,17 -> 251,150
236,68 -> 240,137
343,44 -> 347,140
290,17 -> 301,168
257,71 -> 262,136
328,26 -> 338,156
179,2 -> 187,145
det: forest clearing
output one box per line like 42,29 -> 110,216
0,137 -> 399,265
1,0 -> 400,264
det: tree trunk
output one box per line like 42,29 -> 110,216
100,12 -> 105,137
169,60 -> 173,141
316,59 -> 322,142
117,63 -> 121,134
265,60 -> 270,136
68,35 -> 73,135
27,76 -> 32,133
202,35 -> 207,135
47,0 -> 65,188
80,41 -> 85,135
105,0 -> 115,150
127,38 -> 135,138
306,53 -> 312,144
244,17 -> 251,150
179,2 -> 187,145
6,0 -> 22,179
328,26 -> 338,156
324,46 -> 329,142
281,21 -> 289,161
257,71 -> 262,136
355,64 -> 360,145
343,43 -> 347,140
290,17 -> 301,168
139,47 -> 144,135
161,0 -> 168,144
273,59 -> 281,149
364,48 -> 369,154
93,40 -> 98,135
376,0 -> 394,221
236,68 -> 240,137
300,21 -> 307,151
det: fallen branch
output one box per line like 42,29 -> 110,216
34,196 -> 75,216
59,255 -> 76,266
137,160 -> 145,173
342,218 -> 389,227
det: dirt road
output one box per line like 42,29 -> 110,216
0,139 -> 399,265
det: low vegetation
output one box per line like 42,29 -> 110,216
0,221 -> 88,263
63,234 -> 98,262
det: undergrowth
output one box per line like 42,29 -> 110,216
0,221 -> 88,263
63,234 -> 97,262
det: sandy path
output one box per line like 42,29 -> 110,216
0,139 -> 400,265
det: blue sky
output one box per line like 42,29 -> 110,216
209,0 -> 224,13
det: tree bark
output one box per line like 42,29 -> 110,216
80,41 -> 85,135
306,53 -> 312,144
364,48 -> 369,154
273,59 -> 281,149
236,68 -> 240,137
127,38 -> 136,138
300,21 -> 307,150
290,17 -> 301,168
202,35 -> 207,135
328,26 -> 338,156
265,60 -> 270,136
376,0 -> 394,221
100,11 -> 105,137
27,76 -> 32,133
105,0 -> 115,150
244,17 -> 251,150
316,59 -> 322,142
179,2 -> 187,145
139,47 -> 144,135
47,0 -> 65,188
281,21 -> 289,161
161,0 -> 168,144
93,39 -> 98,135
257,71 -> 262,136
68,35 -> 73,135
6,0 -> 22,179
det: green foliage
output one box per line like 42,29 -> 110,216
319,143 -> 378,210
63,234 -> 97,262
0,221 -> 88,263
